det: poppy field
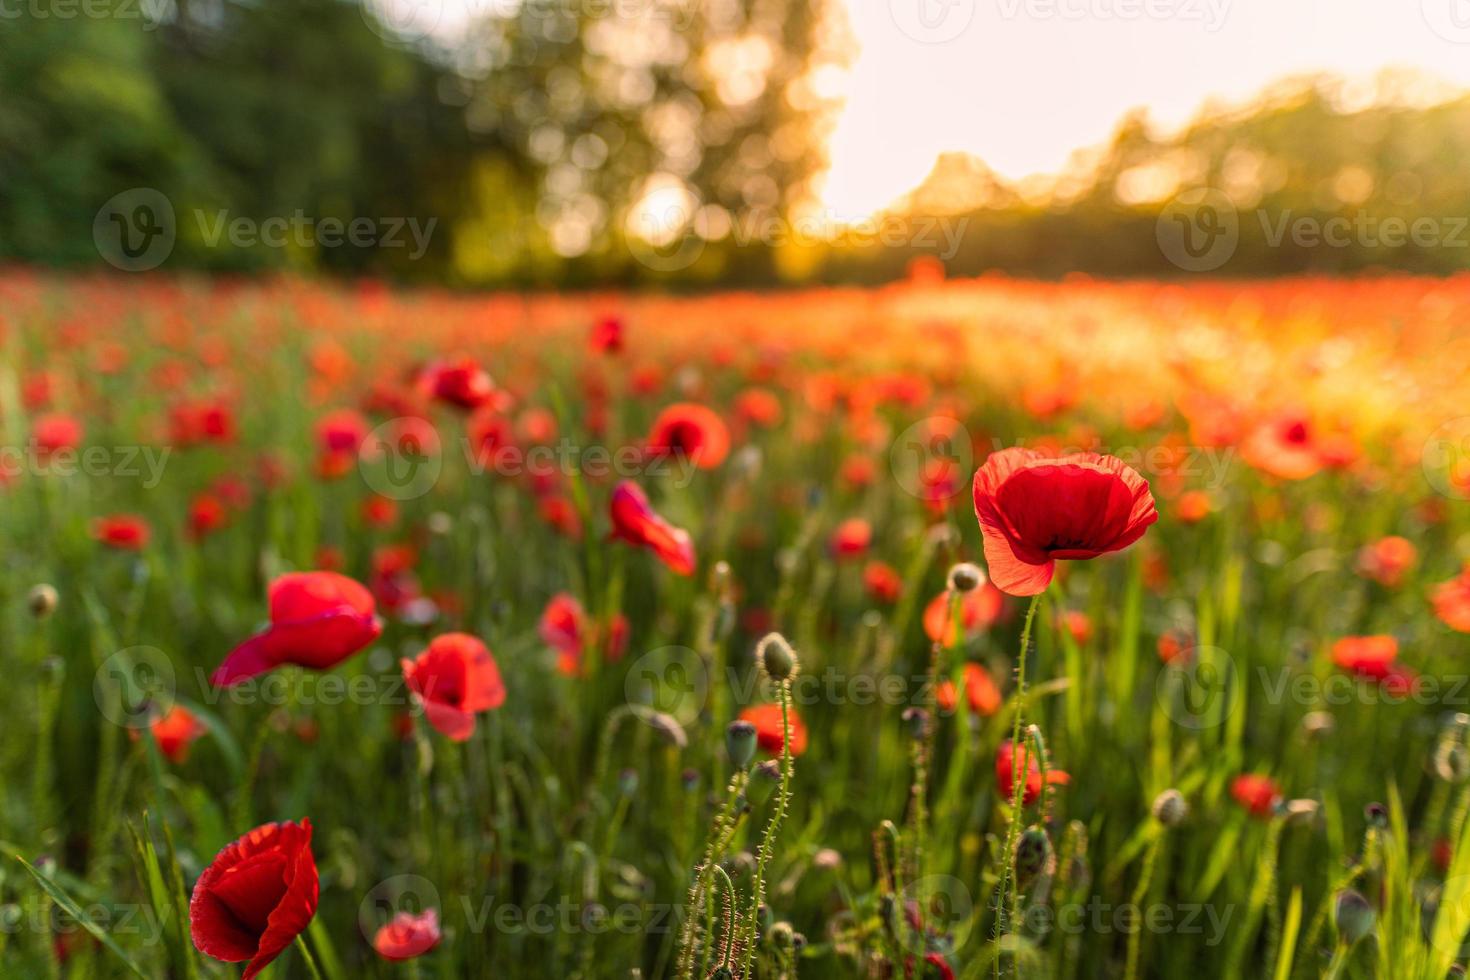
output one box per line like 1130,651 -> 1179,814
7,267 -> 1470,979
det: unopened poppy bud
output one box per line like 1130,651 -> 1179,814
710,560 -> 731,593
28,584 -> 58,619
747,759 -> 781,806
1334,889 -> 1375,945
791,931 -> 807,950
902,706 -> 931,740
813,848 -> 842,870
1014,826 -> 1053,887
721,851 -> 755,880
757,633 -> 799,682
618,768 -> 639,797
768,921 -> 795,947
1300,711 -> 1335,738
1283,799 -> 1321,825
1434,740 -> 1470,783
646,711 -> 688,749
1151,789 -> 1188,827
427,512 -> 453,536
948,563 -> 984,593
1364,802 -> 1388,829
726,720 -> 758,768
681,768 -> 700,793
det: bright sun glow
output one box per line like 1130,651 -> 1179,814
819,0 -> 1470,219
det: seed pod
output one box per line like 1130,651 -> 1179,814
768,921 -> 795,947
902,706 -> 931,740
1013,826 -> 1053,887
947,563 -> 984,593
1334,889 -> 1375,945
726,720 -> 758,768
1151,789 -> 1189,827
747,759 -> 781,806
28,584 -> 58,619
757,633 -> 799,682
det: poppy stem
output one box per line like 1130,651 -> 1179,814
996,591 -> 1043,972
294,934 -> 325,980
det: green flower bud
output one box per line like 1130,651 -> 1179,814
1151,789 -> 1189,827
757,633 -> 799,682
1334,889 -> 1375,945
746,759 -> 781,806
726,720 -> 758,768
1014,826 -> 1053,887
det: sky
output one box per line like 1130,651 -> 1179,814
821,0 -> 1470,217
379,0 -> 1470,220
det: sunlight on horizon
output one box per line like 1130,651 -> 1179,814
818,0 -> 1470,219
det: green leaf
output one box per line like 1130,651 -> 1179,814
13,853 -> 150,979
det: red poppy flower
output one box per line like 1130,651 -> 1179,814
1059,610 -> 1092,646
93,514 -> 151,550
1174,490 -> 1212,524
402,633 -> 506,741
314,409 -> 370,479
864,561 -> 902,604
540,592 -> 588,675
740,702 -> 808,757
1331,635 -> 1399,680
1230,774 -> 1280,818
995,739 -> 1068,807
190,819 -> 319,980
188,493 -> 229,540
210,572 -> 382,686
646,403 -> 730,470
1157,629 -> 1192,665
923,952 -> 956,980
373,908 -> 441,961
589,316 -> 623,354
922,585 -> 1004,645
421,356 -> 494,410
1355,536 -> 1416,588
1240,414 -> 1322,481
961,662 -> 1001,716
602,612 -> 630,663
538,495 -> 583,539
370,545 -> 421,614
829,518 -> 872,559
361,496 -> 398,528
1433,567 -> 1470,632
32,412 -> 82,455
609,481 -> 695,576
131,704 -> 207,764
466,408 -> 517,472
734,388 -> 783,429
972,448 -> 1158,596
